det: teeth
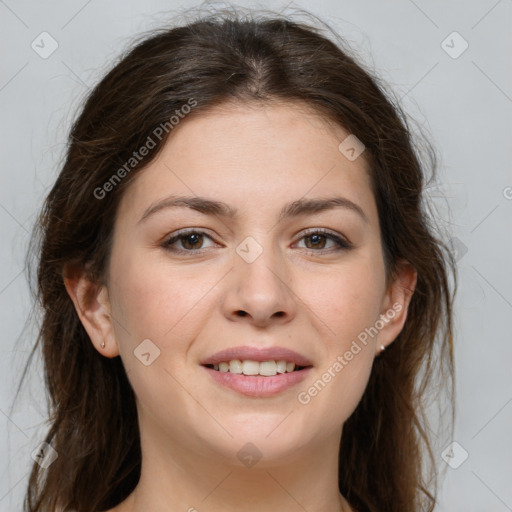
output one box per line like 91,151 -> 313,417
276,360 -> 287,373
211,359 -> 300,376
229,360 -> 243,374
242,360 -> 260,375
259,361 -> 277,376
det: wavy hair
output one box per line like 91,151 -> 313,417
15,7 -> 456,512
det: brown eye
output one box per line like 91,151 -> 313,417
179,233 -> 204,250
162,230 -> 215,253
296,230 -> 352,252
303,233 -> 328,250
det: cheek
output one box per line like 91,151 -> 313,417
108,248 -> 214,355
107,251 -> 218,423
308,255 -> 385,344
297,313 -> 376,434
317,354 -> 374,431
294,255 -> 384,426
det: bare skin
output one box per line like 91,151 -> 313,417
65,100 -> 416,512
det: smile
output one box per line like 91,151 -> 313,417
204,359 -> 309,376
202,363 -> 312,397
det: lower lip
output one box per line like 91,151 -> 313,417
202,366 -> 312,397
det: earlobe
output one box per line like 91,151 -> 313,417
376,260 -> 417,354
63,267 -> 120,358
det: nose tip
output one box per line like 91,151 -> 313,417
225,249 -> 297,327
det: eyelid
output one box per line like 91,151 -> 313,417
298,227 -> 350,242
161,227 -> 352,253
294,227 -> 352,250
161,228 -> 218,251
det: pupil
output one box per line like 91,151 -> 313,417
184,233 -> 201,249
307,234 -> 325,249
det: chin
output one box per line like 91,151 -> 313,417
196,416 -> 314,467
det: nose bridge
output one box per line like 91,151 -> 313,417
235,230 -> 286,290
225,230 -> 297,324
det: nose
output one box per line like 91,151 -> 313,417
221,236 -> 298,328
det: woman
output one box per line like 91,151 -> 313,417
19,8 -> 455,512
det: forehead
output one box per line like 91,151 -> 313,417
160,99 -> 366,168
117,100 -> 377,226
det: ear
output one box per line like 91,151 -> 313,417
375,259 -> 417,355
63,265 -> 120,358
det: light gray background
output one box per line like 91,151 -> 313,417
1,1 -> 511,511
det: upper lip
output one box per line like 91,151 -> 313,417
201,346 -> 313,367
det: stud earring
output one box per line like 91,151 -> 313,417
380,345 -> 385,352
100,341 -> 105,349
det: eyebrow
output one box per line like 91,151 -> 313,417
138,194 -> 368,224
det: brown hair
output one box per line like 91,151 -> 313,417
16,7 -> 456,512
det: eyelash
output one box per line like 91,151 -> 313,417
161,228 -> 352,255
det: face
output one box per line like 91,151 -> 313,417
71,101 -> 414,468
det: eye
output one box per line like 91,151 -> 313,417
294,229 -> 352,253
161,228 -> 352,255
162,230 -> 216,253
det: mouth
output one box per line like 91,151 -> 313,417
203,360 -> 312,376
200,346 -> 314,397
